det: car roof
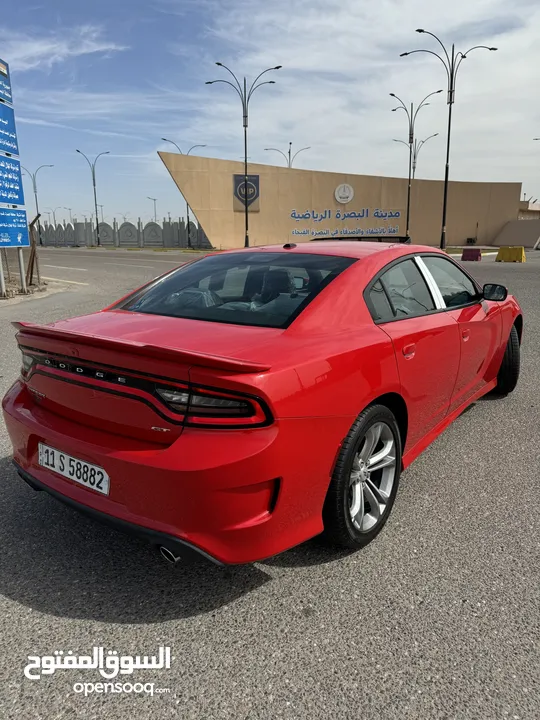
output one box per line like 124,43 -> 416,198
229,241 -> 444,260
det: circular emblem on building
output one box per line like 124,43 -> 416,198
335,184 -> 354,204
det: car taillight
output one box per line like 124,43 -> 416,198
156,385 -> 270,428
155,388 -> 190,413
21,352 -> 34,377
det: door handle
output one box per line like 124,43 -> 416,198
402,343 -> 416,359
462,329 -> 470,342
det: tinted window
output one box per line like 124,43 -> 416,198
368,281 -> 394,322
380,259 -> 435,318
119,252 -> 355,328
422,256 -> 478,308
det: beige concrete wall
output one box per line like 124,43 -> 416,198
493,220 -> 540,248
160,152 -> 521,249
518,201 -> 540,220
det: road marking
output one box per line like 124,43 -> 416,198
148,260 -> 189,265
42,276 -> 89,286
43,265 -> 88,271
106,263 -> 155,269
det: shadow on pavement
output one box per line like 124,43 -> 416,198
0,456 -> 270,624
261,536 -> 356,568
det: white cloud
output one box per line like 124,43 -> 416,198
0,24 -> 126,72
13,0 -> 540,216
180,0 -> 540,194
17,116 -> 141,139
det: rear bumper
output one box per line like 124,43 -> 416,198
3,380 -> 353,564
14,462 -> 222,565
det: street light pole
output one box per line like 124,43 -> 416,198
21,164 -> 53,246
401,30 -> 497,249
395,134 -> 439,179
76,149 -> 110,246
264,142 -> 311,167
63,207 -> 73,223
390,90 -> 442,239
45,206 -> 61,226
206,62 -> 282,247
161,139 -> 207,248
147,197 -> 158,222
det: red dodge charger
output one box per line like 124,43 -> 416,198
2,242 -> 522,565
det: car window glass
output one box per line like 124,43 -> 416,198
422,256 -> 478,308
368,281 -> 394,322
380,259 -> 435,318
119,252 -> 355,329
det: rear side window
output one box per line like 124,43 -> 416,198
379,259 -> 435,319
368,281 -> 394,322
118,252 -> 356,328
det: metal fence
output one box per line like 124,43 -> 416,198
40,219 -> 213,249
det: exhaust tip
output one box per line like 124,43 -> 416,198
159,546 -> 182,564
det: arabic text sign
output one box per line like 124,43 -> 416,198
0,208 -> 29,247
290,208 -> 402,222
0,102 -> 18,155
24,645 -> 172,681
0,156 -> 24,205
292,226 -> 401,238
0,58 -> 12,104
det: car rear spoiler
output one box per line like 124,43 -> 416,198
13,321 -> 271,374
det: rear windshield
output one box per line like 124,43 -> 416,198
118,252 -> 356,328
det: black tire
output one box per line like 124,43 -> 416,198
323,404 -> 402,550
495,325 -> 520,395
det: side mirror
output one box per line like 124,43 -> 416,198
293,276 -> 306,290
483,283 -> 507,302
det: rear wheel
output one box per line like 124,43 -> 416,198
323,404 -> 402,549
495,325 -> 520,395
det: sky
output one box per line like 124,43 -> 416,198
2,0 -> 540,225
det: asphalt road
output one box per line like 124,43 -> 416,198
0,249 -> 539,720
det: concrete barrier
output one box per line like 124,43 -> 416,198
461,248 -> 482,261
495,246 -> 526,263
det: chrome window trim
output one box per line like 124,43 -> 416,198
414,256 -> 446,309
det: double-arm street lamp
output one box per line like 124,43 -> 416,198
390,90 -> 442,239
393,134 -> 439,180
21,164 -> 53,246
161,139 -> 207,248
401,29 -> 497,249
264,142 -> 311,168
206,62 -> 282,247
45,206 -> 61,226
147,197 -> 158,222
76,149 -> 110,246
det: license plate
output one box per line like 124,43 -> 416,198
38,443 -> 110,496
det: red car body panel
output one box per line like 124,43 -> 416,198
2,242 -> 523,564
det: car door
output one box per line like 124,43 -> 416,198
365,257 -> 461,451
420,255 -> 501,411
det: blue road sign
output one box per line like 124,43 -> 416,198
0,102 -> 18,155
0,208 -> 29,247
0,156 -> 24,205
0,58 -> 12,104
